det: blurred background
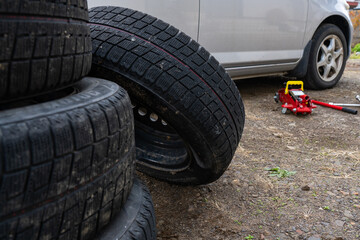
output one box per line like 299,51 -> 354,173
348,0 -> 360,57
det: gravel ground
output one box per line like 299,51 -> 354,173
139,59 -> 360,240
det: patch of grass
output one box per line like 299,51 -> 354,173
266,167 -> 296,178
350,53 -> 360,59
352,43 -> 360,53
234,220 -> 242,225
323,206 -> 330,210
245,235 -> 254,240
271,197 -> 280,202
255,209 -> 264,215
350,43 -> 360,59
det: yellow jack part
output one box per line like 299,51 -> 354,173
285,81 -> 304,94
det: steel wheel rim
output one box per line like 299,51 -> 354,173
316,34 -> 344,82
132,100 -> 194,172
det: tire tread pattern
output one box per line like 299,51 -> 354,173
89,6 -> 244,143
0,0 -> 89,21
0,20 -> 92,101
0,80 -> 135,240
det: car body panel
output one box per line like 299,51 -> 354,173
198,0 -> 308,68
87,0 -> 353,80
304,0 -> 353,57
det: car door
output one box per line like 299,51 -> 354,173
87,0 -> 200,41
198,0 -> 309,76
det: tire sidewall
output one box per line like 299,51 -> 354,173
307,24 -> 347,89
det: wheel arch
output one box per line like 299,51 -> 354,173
316,15 -> 352,58
290,14 -> 352,79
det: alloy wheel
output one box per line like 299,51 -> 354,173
316,34 -> 344,82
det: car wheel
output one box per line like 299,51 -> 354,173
89,6 -> 245,185
304,24 -> 347,89
0,78 -> 135,240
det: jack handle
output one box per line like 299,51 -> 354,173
311,100 -> 358,115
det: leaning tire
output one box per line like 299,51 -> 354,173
304,24 -> 347,89
0,0 -> 92,101
89,6 -> 245,185
95,177 -> 156,240
0,78 -> 135,240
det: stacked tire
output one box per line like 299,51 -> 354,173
0,1 -> 156,240
1,2 -> 245,240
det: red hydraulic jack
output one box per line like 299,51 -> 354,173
275,81 -> 358,115
274,81 -> 316,115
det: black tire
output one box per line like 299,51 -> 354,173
95,177 -> 156,240
89,6 -> 245,185
0,0 -> 89,20
0,0 -> 92,101
0,77 -> 135,240
304,24 -> 347,89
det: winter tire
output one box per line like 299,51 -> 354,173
89,6 -> 245,185
0,0 -> 92,101
95,178 -> 156,240
0,77 -> 135,240
304,24 -> 347,89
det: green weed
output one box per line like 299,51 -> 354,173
234,220 -> 242,225
266,167 -> 296,178
352,43 -> 360,53
255,209 -> 264,215
271,197 -> 280,202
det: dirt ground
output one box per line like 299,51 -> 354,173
139,60 -> 360,240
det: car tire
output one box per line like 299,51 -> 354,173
0,0 -> 89,20
0,77 -> 135,240
304,24 -> 347,89
0,0 -> 92,101
89,6 -> 245,185
95,177 -> 156,240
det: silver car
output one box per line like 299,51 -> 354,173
88,0 -> 353,89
